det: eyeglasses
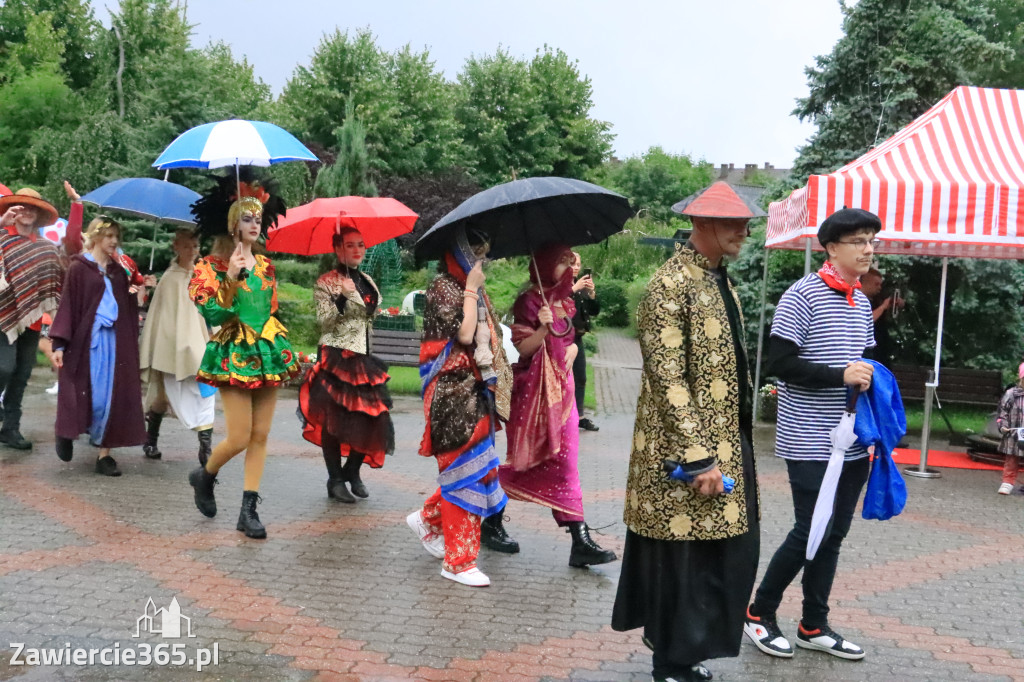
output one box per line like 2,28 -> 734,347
838,238 -> 881,249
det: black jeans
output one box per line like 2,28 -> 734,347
572,335 -> 586,416
751,456 -> 870,629
0,329 -> 40,434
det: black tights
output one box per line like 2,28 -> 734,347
322,434 -> 365,481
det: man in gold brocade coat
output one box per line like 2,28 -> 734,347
612,181 -> 763,682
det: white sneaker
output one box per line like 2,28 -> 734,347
796,623 -> 865,660
45,381 -> 59,396
998,482 -> 1013,495
441,566 -> 490,587
406,510 -> 444,559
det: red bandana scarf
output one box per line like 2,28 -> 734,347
818,261 -> 860,306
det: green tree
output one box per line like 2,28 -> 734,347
588,147 -> 714,224
0,0 -> 99,90
313,98 -> 378,199
792,0 -> 1011,179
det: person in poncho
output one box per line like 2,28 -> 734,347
0,186 -> 81,450
137,229 -> 215,464
186,181 -> 300,540
487,242 -> 616,568
406,226 -> 511,588
298,226 -> 394,503
51,216 -> 146,475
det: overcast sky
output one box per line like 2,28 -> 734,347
92,0 -> 847,168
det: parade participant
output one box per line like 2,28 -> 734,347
490,243 -> 616,568
299,226 -> 394,503
570,252 -> 600,432
138,229 -> 214,464
407,226 -> 511,587
995,362 -> 1024,495
612,181 -> 762,682
186,182 -> 299,539
745,207 -> 878,662
0,184 -> 81,449
50,216 -> 146,475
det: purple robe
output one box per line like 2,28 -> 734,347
50,254 -> 145,448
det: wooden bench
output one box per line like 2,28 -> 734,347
890,364 -> 1004,407
371,328 -> 421,368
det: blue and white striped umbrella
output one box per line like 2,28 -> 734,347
152,120 -> 317,170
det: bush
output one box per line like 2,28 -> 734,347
596,278 -> 629,327
275,281 -> 319,351
273,259 -> 320,288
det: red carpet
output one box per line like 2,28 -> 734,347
890,448 -> 1002,471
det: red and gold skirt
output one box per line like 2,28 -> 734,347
298,346 -> 394,468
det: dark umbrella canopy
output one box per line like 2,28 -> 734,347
414,177 -> 633,260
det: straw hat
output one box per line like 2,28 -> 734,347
0,188 -> 59,228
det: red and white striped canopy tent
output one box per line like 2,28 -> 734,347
767,86 -> 1024,259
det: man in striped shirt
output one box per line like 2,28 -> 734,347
744,208 -> 879,662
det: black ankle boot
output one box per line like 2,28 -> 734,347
237,491 -> 266,539
196,428 -> 212,467
481,513 -> 520,553
188,466 -> 218,518
343,452 -> 368,498
143,411 -> 164,459
327,477 -> 355,503
56,437 -> 74,462
567,522 -> 617,568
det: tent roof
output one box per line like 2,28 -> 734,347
767,86 -> 1024,259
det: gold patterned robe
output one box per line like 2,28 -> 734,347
624,244 -> 758,541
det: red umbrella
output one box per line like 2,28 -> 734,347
0,182 -> 11,196
266,196 -> 418,255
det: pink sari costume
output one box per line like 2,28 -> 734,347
499,245 -> 585,525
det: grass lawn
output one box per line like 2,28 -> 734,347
386,364 -> 598,411
903,402 -> 992,437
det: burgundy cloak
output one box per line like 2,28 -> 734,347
50,254 -> 146,448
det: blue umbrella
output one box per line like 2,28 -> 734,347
80,178 -> 200,226
81,177 -> 202,270
152,120 -> 317,170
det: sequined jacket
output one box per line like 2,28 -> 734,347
313,269 -> 380,354
624,244 -> 757,541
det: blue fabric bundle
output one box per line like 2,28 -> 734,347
854,361 -> 908,520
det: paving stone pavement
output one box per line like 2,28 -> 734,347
0,329 -> 1022,681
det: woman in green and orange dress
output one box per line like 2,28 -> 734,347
186,188 -> 300,539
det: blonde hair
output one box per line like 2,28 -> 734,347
83,216 -> 121,250
227,197 -> 263,236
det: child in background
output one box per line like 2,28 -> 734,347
994,363 -> 1024,495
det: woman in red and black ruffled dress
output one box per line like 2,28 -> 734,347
299,227 -> 394,502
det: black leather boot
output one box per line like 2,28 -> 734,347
481,513 -> 520,553
567,522 -> 617,568
56,437 -> 74,462
196,428 -> 212,467
343,452 -> 368,498
237,491 -> 267,539
188,466 -> 218,518
327,477 -> 355,503
143,411 -> 164,459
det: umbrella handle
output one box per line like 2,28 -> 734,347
847,386 -> 861,413
530,252 -> 573,338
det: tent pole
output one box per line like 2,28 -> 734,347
752,246 -> 770,422
804,237 -> 812,275
906,256 -> 946,479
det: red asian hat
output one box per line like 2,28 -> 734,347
671,181 -> 767,220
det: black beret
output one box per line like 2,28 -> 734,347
818,208 -> 882,247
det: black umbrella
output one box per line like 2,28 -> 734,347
414,176 -> 633,260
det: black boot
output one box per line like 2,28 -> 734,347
327,477 -> 355,503
56,437 -> 74,462
343,452 -> 368,498
196,428 -> 212,467
481,512 -> 520,553
237,491 -> 267,539
188,466 -> 218,518
143,411 -> 164,459
567,522 -> 617,568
